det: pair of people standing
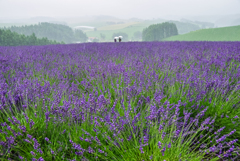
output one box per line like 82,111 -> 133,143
114,36 -> 122,42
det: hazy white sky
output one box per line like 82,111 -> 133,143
1,0 -> 240,19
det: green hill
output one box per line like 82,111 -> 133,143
0,29 -> 62,46
86,20 -> 201,41
2,22 -> 87,44
164,25 -> 240,41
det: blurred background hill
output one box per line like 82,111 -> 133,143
1,13 -> 240,43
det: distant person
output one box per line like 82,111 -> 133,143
114,37 -> 119,42
119,36 -> 122,42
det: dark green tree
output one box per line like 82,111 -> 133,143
0,29 -> 62,46
92,38 -> 99,42
100,33 -> 106,41
74,29 -> 88,42
142,22 -> 178,41
4,22 -> 78,44
133,31 -> 142,41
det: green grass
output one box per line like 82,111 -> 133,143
86,27 -> 144,41
81,19 -> 166,41
164,25 -> 240,41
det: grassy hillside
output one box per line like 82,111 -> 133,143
164,25 -> 240,41
97,22 -> 140,31
0,29 -> 62,46
2,22 -> 89,43
1,18 -> 203,42
86,20 -> 202,41
86,23 -> 149,41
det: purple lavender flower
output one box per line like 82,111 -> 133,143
45,137 -> 51,143
233,115 -> 239,119
50,149 -> 55,155
37,157 -> 44,161
161,146 -> 166,156
32,138 -> 40,149
150,155 -> 153,160
98,149 -> 104,153
37,148 -> 43,154
24,139 -> 32,144
158,141 -> 162,149
8,118 -> 15,125
23,113 -> 29,123
27,134 -> 33,140
139,145 -> 144,153
30,119 -> 35,129
168,142 -> 171,148
19,125 -> 26,133
19,155 -> 24,160
30,151 -> 36,156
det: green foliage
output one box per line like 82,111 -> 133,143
100,33 -> 106,40
83,20 -> 201,41
4,22 -> 88,44
112,32 -> 129,42
164,25 -> 240,41
92,38 -> 99,42
0,29 -> 62,46
74,29 -> 88,42
133,31 -> 142,41
142,22 -> 178,41
169,21 -> 201,34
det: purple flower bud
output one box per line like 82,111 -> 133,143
30,151 -> 35,156
19,125 -> 26,133
139,145 -> 144,153
19,155 -> 24,160
24,139 -> 32,144
37,148 -> 43,154
150,155 -> 153,160
45,137 -> 51,143
158,141 -> 162,149
8,118 -> 15,125
51,149 -> 55,154
98,149 -> 104,153
168,142 -> 171,148
37,157 -> 44,161
233,115 -> 239,119
161,147 -> 166,156
30,119 -> 35,129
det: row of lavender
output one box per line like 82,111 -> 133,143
0,42 -> 240,160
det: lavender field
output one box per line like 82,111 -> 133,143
0,42 -> 240,161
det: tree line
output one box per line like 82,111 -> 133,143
3,22 -> 88,44
0,29 -> 63,46
142,22 -> 178,41
168,20 -> 201,34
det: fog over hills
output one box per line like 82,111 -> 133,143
1,0 -> 240,23
1,14 -> 240,27
0,0 -> 240,42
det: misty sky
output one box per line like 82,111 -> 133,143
1,0 -> 240,19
